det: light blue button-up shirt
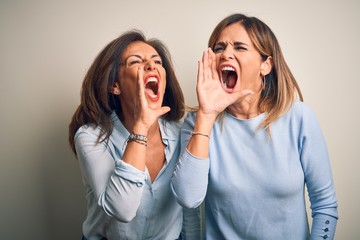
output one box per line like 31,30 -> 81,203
75,112 -> 200,240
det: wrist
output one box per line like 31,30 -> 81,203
194,112 -> 217,135
132,124 -> 149,136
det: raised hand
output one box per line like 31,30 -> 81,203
196,48 -> 253,120
133,67 -> 170,134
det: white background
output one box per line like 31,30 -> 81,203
0,0 -> 359,239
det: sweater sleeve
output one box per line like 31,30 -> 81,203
75,127 -> 146,222
171,113 -> 210,209
298,104 -> 339,239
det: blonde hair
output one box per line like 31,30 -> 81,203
208,13 -> 303,132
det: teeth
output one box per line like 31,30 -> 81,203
222,66 -> 235,71
146,77 -> 158,83
221,66 -> 237,89
145,76 -> 159,98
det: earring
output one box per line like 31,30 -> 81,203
113,89 -> 120,95
261,74 -> 266,91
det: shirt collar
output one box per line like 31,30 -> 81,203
111,111 -> 179,142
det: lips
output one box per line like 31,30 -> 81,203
220,65 -> 238,91
144,75 -> 160,100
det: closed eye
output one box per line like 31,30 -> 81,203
213,47 -> 224,53
213,43 -> 226,53
234,46 -> 247,51
154,59 -> 162,65
234,42 -> 248,51
129,60 -> 141,65
213,42 -> 248,53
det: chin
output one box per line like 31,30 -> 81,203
147,97 -> 163,108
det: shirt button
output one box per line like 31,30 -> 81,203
324,228 -> 329,232
323,235 -> 328,239
325,220 -> 330,224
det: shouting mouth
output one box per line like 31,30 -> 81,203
144,75 -> 160,100
220,65 -> 238,92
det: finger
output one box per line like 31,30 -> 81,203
201,49 -> 207,63
229,89 -> 254,104
137,66 -> 147,106
208,48 -> 219,81
155,106 -> 171,118
202,50 -> 211,81
197,60 -> 204,85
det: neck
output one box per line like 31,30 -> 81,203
227,93 -> 262,119
146,122 -> 160,141
118,111 -> 160,140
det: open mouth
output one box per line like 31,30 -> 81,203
144,76 -> 159,100
220,66 -> 238,91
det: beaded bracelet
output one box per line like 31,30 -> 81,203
123,133 -> 148,150
129,133 -> 148,142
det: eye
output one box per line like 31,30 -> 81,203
129,60 -> 141,65
154,59 -> 162,65
234,44 -> 247,51
213,46 -> 225,53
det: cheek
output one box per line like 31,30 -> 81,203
118,70 -> 137,93
238,67 -> 262,89
238,59 -> 262,77
120,67 -> 138,81
160,69 -> 167,90
215,55 -> 221,70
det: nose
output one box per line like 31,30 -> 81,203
144,60 -> 156,71
220,45 -> 234,60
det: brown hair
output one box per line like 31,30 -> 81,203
68,30 -> 185,154
208,13 -> 303,131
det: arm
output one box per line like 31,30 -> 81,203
76,67 -> 170,222
171,113 -> 211,208
299,104 -> 338,239
171,49 -> 253,208
75,129 -> 146,222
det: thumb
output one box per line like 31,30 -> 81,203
229,89 -> 254,103
155,106 -> 171,118
238,89 -> 254,97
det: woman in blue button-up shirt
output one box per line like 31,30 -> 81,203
69,30 -> 200,240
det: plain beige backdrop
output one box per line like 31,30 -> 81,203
1,0 -> 359,239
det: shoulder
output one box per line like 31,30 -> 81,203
74,124 -> 101,140
286,101 -> 317,120
286,101 -> 322,132
74,112 -> 118,141
73,124 -> 105,157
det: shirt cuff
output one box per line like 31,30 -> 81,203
114,159 -> 147,185
311,214 -> 338,240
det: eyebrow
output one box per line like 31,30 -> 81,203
215,41 -> 249,47
124,54 -> 161,61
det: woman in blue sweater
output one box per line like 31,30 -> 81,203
171,13 -> 338,239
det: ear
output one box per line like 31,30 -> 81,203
110,82 -> 121,95
260,56 -> 273,76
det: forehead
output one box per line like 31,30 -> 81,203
122,41 -> 159,57
216,23 -> 251,44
